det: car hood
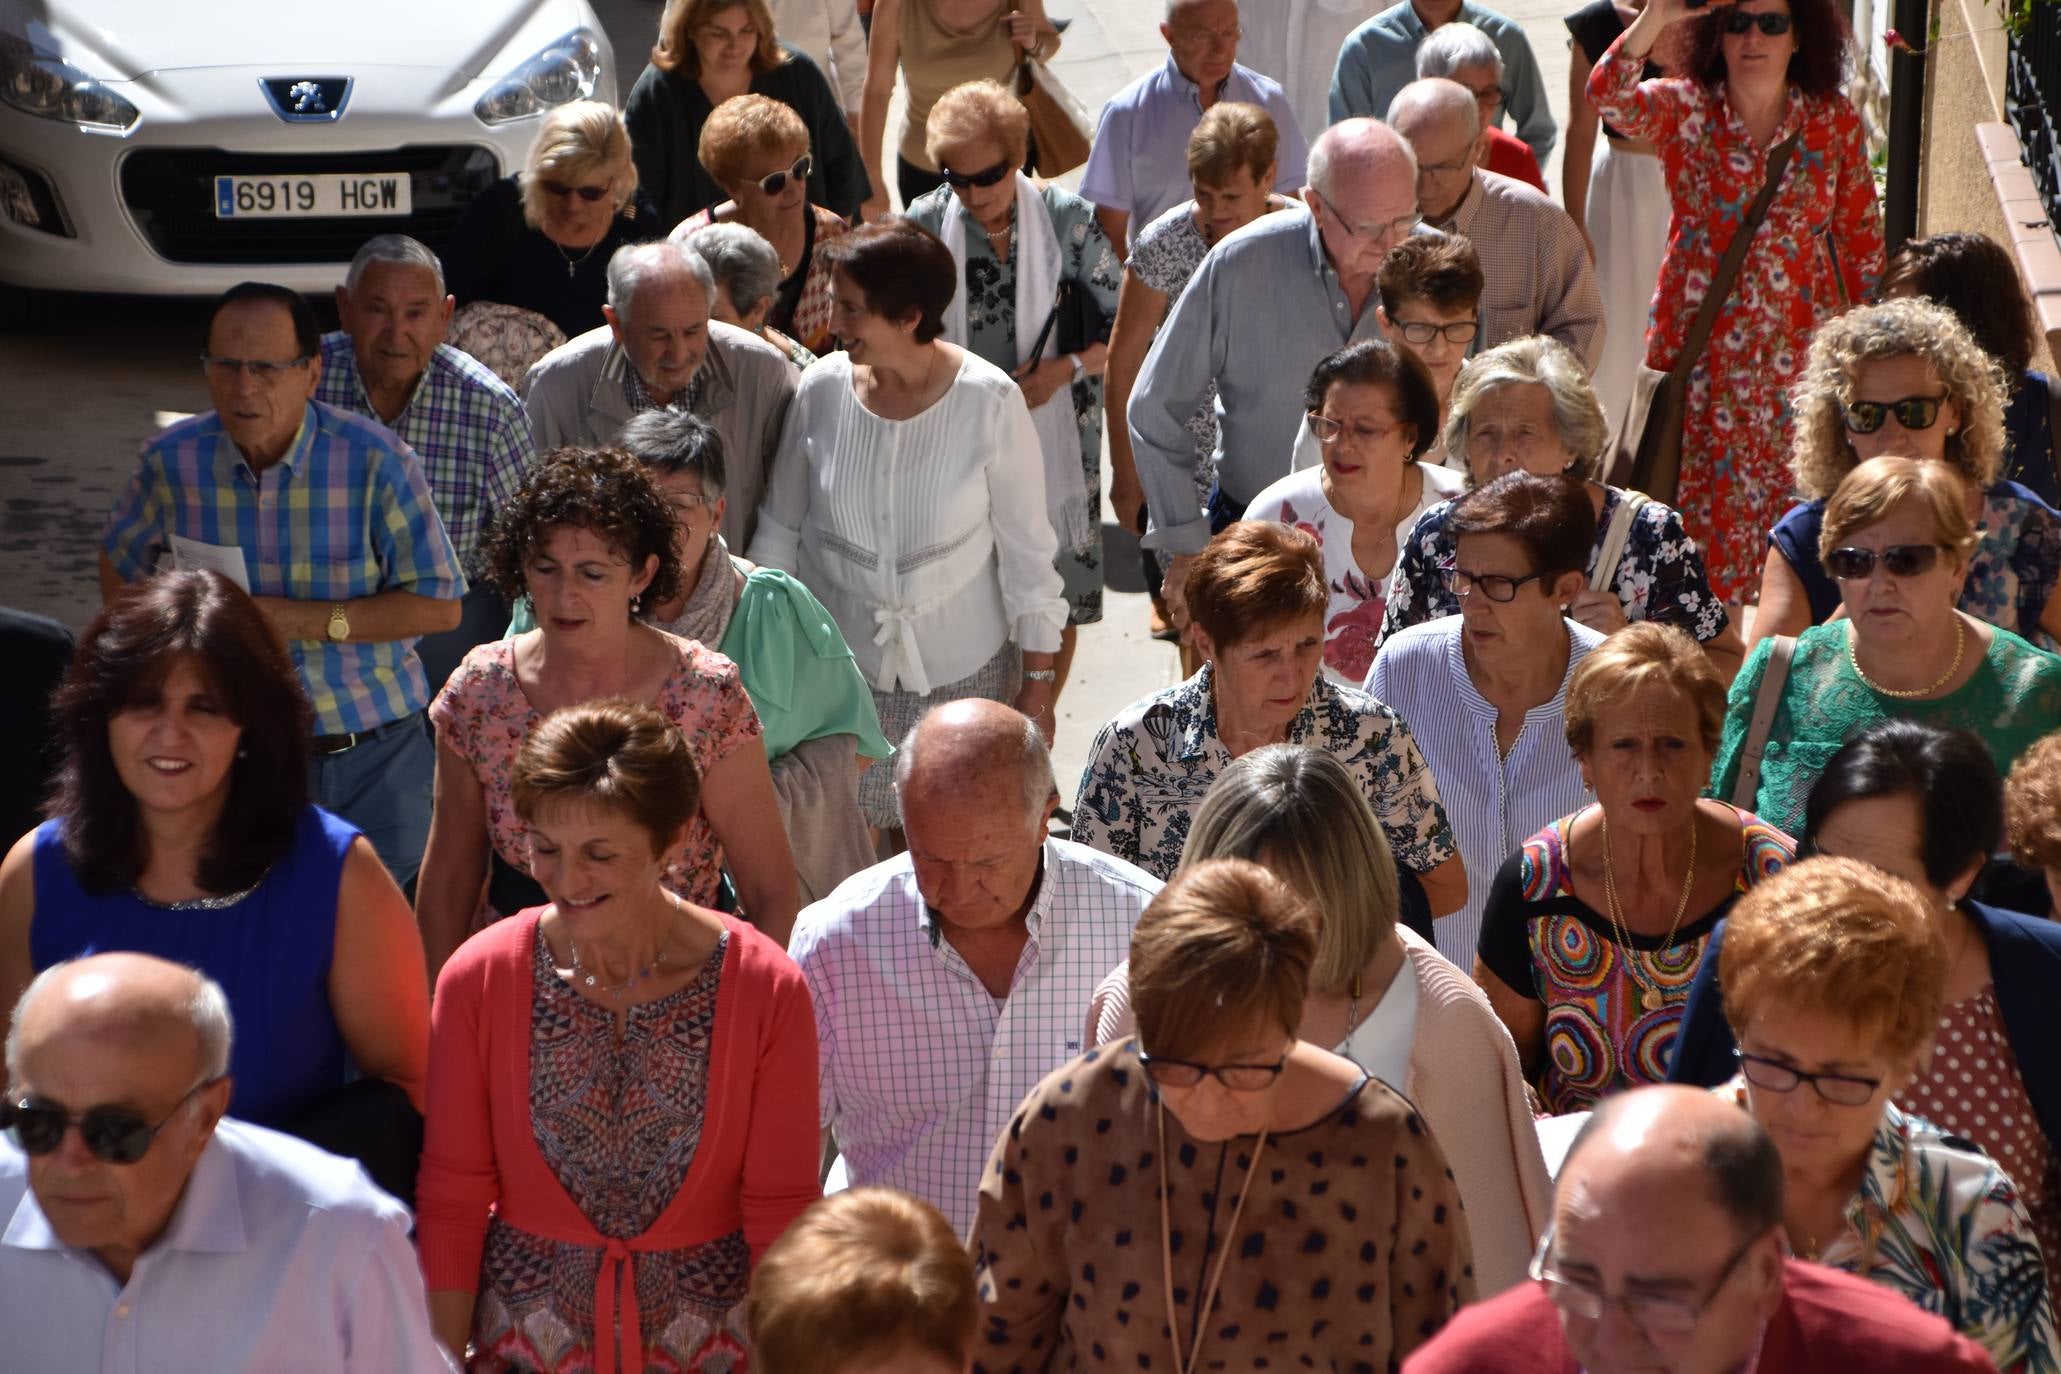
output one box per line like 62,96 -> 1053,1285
8,0 -> 589,81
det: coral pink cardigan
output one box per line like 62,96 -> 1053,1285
416,910 -> 821,1373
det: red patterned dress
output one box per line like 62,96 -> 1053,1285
1478,803 -> 1794,1114
1589,33 -> 1884,603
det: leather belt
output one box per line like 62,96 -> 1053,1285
312,711 -> 421,755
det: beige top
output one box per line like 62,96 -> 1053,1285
898,0 -> 1019,170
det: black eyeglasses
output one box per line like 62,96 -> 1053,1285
1823,543 -> 1944,581
942,159 -> 1013,190
1395,319 -> 1480,346
3,1077 -> 221,1165
1135,1050 -> 1287,1092
541,179 -> 611,203
1840,394 -> 1947,434
1735,1049 -> 1883,1107
752,153 -> 813,196
1441,561 -> 1546,602
1529,1222 -> 1761,1336
1720,9 -> 1794,35
199,354 -> 312,380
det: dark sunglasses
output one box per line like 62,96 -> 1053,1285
1824,543 -> 1944,581
541,180 -> 611,203
942,159 -> 1012,190
1721,9 -> 1794,34
3,1077 -> 220,1165
1840,394 -> 1946,434
753,153 -> 812,196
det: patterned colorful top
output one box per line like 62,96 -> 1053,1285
472,934 -> 747,1373
1769,482 -> 2061,649
1378,484 -> 1729,648
1716,1080 -> 2060,1374
1070,664 -> 1458,882
1588,33 -> 1885,602
1903,984 -> 2061,1277
671,203 -> 848,355
1478,804 -> 1793,1115
430,636 -> 760,915
101,401 -> 467,735
1710,621 -> 2061,836
1245,462 -> 1467,685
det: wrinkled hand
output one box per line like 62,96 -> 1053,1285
1111,471 -> 1146,535
1004,10 -> 1041,51
1014,356 -> 1072,410
857,192 -> 890,224
1015,679 -> 1057,744
1567,588 -> 1630,636
1159,553 -> 1195,627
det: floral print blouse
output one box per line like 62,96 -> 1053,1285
1070,664 -> 1458,882
431,636 -> 761,917
1379,483 -> 1730,646
1717,1080 -> 2060,1374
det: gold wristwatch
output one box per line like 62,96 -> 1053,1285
326,602 -> 350,642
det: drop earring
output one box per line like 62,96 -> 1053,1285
631,593 -> 643,614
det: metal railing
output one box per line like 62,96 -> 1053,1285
2010,5 -> 2061,225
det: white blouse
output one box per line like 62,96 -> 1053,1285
750,351 -> 1069,694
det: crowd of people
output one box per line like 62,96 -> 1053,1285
9,0 -> 2061,1369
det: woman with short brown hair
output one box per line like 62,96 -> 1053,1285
969,857 -> 1474,1370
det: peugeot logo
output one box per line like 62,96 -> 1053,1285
260,76 -> 353,123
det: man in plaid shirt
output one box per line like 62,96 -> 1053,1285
99,282 -> 466,886
319,235 -> 536,696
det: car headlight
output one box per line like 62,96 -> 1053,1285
474,28 -> 603,125
0,36 -> 139,130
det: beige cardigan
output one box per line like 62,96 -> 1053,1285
1086,925 -> 1553,1295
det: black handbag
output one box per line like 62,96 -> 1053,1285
1028,277 -> 1112,360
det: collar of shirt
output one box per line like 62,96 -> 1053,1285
1850,1100 -> 1915,1238
1167,664 -> 1326,763
324,333 -> 429,427
917,842 -> 1052,956
1443,616 -> 1585,721
3,1130 -> 245,1258
1712,81 -> 1808,150
1156,53 -> 1267,113
1435,170 -> 1488,236
1302,208 -> 1334,280
211,403 -> 315,488
1391,0 -> 1487,41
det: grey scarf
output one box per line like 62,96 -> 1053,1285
661,534 -> 742,648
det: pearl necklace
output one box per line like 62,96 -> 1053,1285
1847,616 -> 1965,699
1600,806 -> 1698,1012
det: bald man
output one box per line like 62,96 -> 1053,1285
1387,78 -> 1602,371
0,953 -> 452,1372
787,701 -> 1161,1235
1402,1085 -> 1999,1373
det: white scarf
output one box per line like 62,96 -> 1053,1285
941,172 -> 1094,552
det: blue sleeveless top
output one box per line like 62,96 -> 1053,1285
30,805 -> 355,1126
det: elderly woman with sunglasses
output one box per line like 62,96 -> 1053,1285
1704,856 -> 2058,1371
970,857 -> 1474,1369
1712,455 -> 2061,835
1378,337 -> 1737,672
666,94 -> 847,355
905,79 -> 1121,697
442,101 -> 664,380
1750,297 -> 2061,652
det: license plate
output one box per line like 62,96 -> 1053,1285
212,172 -> 413,219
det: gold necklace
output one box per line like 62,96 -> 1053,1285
1600,806 -> 1699,1012
1847,616 -> 1965,698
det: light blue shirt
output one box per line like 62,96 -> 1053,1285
1078,55 -> 1310,249
1130,208 -> 1398,551
0,1119 -> 455,1373
1329,0 -> 1558,165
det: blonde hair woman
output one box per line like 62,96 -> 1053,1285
1751,297 -> 2059,650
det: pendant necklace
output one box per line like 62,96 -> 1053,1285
553,233 -> 603,279
1600,805 -> 1698,1012
569,937 -> 670,1000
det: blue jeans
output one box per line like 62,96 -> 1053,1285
310,713 -> 434,887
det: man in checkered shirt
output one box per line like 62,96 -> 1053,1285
789,700 -> 1162,1236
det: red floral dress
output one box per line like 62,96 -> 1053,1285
1589,34 -> 1884,603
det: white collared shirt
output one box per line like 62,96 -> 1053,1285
0,1119 -> 454,1373
790,837 -> 1160,1237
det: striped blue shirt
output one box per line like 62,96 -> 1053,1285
1368,616 -> 1603,967
102,401 -> 466,735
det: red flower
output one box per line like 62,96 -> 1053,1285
1324,597 -> 1386,683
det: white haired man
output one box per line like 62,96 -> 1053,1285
1416,21 -> 1546,191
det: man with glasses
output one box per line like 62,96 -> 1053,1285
1401,1084 -> 1997,1372
1079,0 -> 1308,259
1416,21 -> 1546,191
1330,0 -> 1557,168
1388,79 -> 1602,372
788,701 -> 1159,1236
0,953 -> 453,1371
99,281 -> 465,887
522,240 -> 795,551
1131,118 -> 1423,612
320,234 -> 538,697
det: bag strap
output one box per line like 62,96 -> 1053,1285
1729,634 -> 1797,810
1028,281 -> 1066,361
1590,491 -> 1648,600
1670,131 -> 1802,384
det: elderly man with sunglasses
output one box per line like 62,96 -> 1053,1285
521,240 -> 795,552
1402,1084 -> 1999,1373
0,953 -> 453,1372
99,282 -> 465,888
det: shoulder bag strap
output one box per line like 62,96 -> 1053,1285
1669,131 -> 1802,385
1590,491 -> 1649,600
1729,634 -> 1797,810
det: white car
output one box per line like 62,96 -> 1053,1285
0,0 -> 617,296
